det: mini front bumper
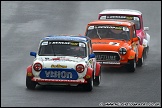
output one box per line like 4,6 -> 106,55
98,61 -> 128,65
31,77 -> 87,84
97,61 -> 129,67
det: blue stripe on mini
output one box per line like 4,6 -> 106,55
39,68 -> 78,80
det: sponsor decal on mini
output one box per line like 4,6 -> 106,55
109,42 -> 120,46
45,71 -> 72,78
51,64 -> 67,68
98,61 -> 120,64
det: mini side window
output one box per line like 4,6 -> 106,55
89,40 -> 93,54
132,26 -> 137,38
87,41 -> 93,55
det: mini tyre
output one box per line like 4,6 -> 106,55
127,58 -> 136,72
137,53 -> 144,67
143,47 -> 148,59
83,77 -> 93,91
94,68 -> 101,86
26,76 -> 37,90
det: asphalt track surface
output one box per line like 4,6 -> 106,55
1,1 -> 161,107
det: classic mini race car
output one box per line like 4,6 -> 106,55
26,35 -> 101,91
84,20 -> 144,72
98,9 -> 150,59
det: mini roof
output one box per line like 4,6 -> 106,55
42,35 -> 90,42
87,20 -> 134,27
99,9 -> 142,15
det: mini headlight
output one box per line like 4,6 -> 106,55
119,47 -> 127,55
33,62 -> 42,72
76,64 -> 84,73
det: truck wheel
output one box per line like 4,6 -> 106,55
26,76 -> 37,90
127,58 -> 136,72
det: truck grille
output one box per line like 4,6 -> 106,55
94,52 -> 120,61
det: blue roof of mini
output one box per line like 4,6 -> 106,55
42,35 -> 90,42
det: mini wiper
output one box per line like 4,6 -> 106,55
105,38 -> 115,40
51,45 -> 56,56
118,39 -> 126,41
96,29 -> 101,40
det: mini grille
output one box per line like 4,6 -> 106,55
94,52 -> 120,61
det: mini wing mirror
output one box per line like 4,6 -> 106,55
133,37 -> 139,42
89,53 -> 95,58
30,52 -> 36,58
144,27 -> 149,31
